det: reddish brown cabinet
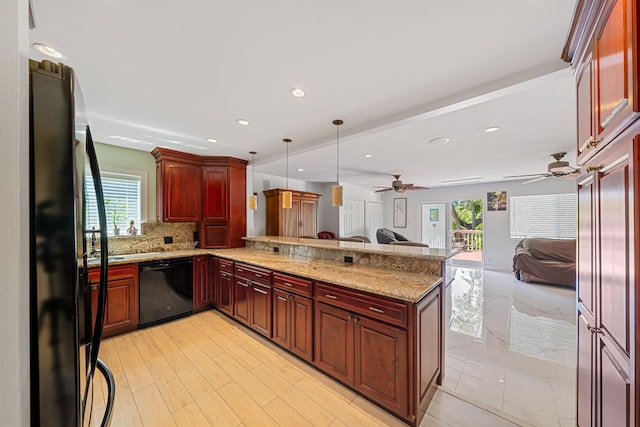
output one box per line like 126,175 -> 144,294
216,258 -> 234,316
152,148 -> 247,248
234,262 -> 272,338
567,0 -> 640,164
154,150 -> 202,222
314,283 -> 409,417
88,263 -> 138,338
272,272 -> 314,362
193,255 -> 214,312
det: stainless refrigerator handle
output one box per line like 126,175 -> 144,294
82,126 -> 111,419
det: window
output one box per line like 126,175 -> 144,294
509,193 -> 577,239
85,171 -> 142,234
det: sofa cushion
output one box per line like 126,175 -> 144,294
521,238 -> 575,263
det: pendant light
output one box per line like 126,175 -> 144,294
282,138 -> 292,209
332,119 -> 344,207
248,151 -> 258,210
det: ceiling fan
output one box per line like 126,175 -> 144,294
503,152 -> 580,184
373,174 -> 429,193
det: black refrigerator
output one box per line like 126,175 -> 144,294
29,59 -> 115,427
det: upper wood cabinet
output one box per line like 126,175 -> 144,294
565,0 -> 640,164
152,148 -> 247,248
154,150 -> 203,222
263,188 -> 321,237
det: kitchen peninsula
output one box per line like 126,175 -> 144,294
89,236 -> 454,426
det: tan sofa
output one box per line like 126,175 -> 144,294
513,238 -> 576,287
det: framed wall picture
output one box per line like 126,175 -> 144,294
394,198 -> 407,228
429,207 -> 439,221
487,191 -> 507,211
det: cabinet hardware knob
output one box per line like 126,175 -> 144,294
587,324 -> 603,334
283,282 -> 294,287
586,165 -> 603,172
254,288 -> 268,295
255,273 -> 262,278
580,137 -> 601,151
325,294 -> 338,299
368,307 -> 385,314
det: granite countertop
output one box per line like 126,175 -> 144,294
86,247 -> 441,303
211,247 -> 442,303
244,235 -> 456,260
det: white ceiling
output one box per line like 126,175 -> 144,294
30,0 -> 578,190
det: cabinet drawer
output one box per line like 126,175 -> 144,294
235,262 -> 271,285
273,272 -> 313,297
218,258 -> 234,273
88,263 -> 136,284
315,282 -> 408,328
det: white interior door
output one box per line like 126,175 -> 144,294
421,203 -> 447,248
365,201 -> 384,243
340,199 -> 365,237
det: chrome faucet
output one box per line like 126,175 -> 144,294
89,228 -> 99,257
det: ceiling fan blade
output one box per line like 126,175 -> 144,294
406,186 -> 429,190
374,188 -> 393,193
522,175 -> 550,184
503,173 -> 546,179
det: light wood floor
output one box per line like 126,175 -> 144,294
89,310 -> 521,427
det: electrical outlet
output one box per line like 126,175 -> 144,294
273,247 -> 279,253
164,236 -> 173,244
344,256 -> 353,263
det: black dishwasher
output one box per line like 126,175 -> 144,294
139,257 -> 193,327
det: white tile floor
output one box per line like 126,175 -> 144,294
442,266 -> 576,427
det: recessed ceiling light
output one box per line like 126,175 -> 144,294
484,126 -> 500,133
291,88 -> 306,98
297,168 -> 304,172
428,137 -> 451,145
33,43 -> 65,59
237,119 -> 249,126
207,138 -> 217,143
364,154 -> 373,158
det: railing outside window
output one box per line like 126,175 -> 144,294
451,229 -> 483,251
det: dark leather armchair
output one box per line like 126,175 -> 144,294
376,228 -> 410,244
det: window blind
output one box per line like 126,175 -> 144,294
85,171 -> 141,234
509,193 -> 577,239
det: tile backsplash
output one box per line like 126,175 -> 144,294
91,222 -> 197,255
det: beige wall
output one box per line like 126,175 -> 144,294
94,142 -> 157,222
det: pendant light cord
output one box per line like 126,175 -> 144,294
336,124 -> 339,184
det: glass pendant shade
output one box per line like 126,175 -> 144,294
332,184 -> 343,207
282,190 -> 292,209
332,119 -> 343,207
249,193 -> 258,210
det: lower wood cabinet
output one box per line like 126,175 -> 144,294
216,258 -> 234,316
88,263 -> 138,339
272,272 -> 314,362
234,262 -> 272,338
193,255 -> 214,312
315,301 -> 408,416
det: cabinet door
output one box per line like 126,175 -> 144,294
193,256 -> 213,312
284,199 -> 300,237
577,308 -> 595,427
202,166 -> 228,221
577,51 -> 596,161
578,174 -> 595,315
291,295 -> 313,362
250,282 -> 271,337
598,335 -> 631,426
595,0 -> 636,140
314,302 -> 354,384
234,276 -> 250,325
299,200 -> 317,237
355,315 -> 408,416
161,161 -> 202,222
272,288 -> 291,349
89,264 -> 138,338
218,270 -> 234,316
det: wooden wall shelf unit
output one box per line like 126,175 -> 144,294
263,188 -> 321,238
152,147 -> 247,248
564,1 -> 640,424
